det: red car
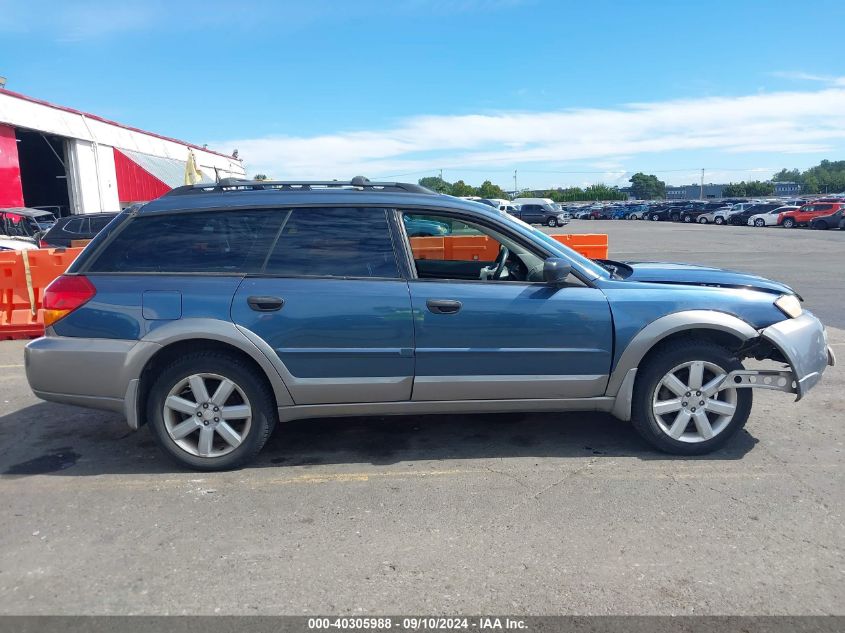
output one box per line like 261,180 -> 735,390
778,202 -> 844,228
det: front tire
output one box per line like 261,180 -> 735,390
698,217 -> 708,224
147,351 -> 277,471
813,221 -> 828,230
547,217 -> 558,227
631,340 -> 752,455
683,215 -> 692,223
754,218 -> 765,227
651,214 -> 660,221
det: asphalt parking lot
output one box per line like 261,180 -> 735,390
0,221 -> 842,615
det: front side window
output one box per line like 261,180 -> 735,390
263,207 -> 399,278
89,209 -> 284,273
402,212 -> 546,283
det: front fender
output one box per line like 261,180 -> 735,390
606,309 -> 758,398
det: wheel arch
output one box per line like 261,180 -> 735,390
606,310 -> 758,418
128,319 -> 294,429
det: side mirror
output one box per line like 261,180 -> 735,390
543,258 -> 572,285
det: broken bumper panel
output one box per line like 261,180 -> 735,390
760,311 -> 834,400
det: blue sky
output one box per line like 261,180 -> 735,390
2,0 -> 845,189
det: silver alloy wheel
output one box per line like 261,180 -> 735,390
755,218 -> 765,227
698,217 -> 708,224
651,360 -> 737,443
162,372 -> 252,458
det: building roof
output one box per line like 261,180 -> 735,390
119,148 -> 212,188
0,87 -> 236,161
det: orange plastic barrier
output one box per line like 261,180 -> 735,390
550,233 -> 608,259
0,247 -> 84,340
410,234 -> 608,261
409,236 -> 446,260
409,235 -> 499,261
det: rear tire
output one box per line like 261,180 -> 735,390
813,221 -> 828,230
651,214 -> 660,221
714,217 -> 724,225
147,351 -> 277,471
631,340 -> 752,455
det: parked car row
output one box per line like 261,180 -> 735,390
564,197 -> 845,231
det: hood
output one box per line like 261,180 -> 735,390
620,261 -> 796,296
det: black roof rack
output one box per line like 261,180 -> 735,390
164,176 -> 436,197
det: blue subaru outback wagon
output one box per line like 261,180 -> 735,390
25,177 -> 835,470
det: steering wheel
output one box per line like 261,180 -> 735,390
491,244 -> 511,280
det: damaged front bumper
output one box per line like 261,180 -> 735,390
726,312 -> 835,400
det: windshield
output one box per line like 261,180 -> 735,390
494,212 -> 608,278
1,213 -> 38,238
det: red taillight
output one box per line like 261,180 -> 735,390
43,275 -> 96,326
39,239 -> 50,248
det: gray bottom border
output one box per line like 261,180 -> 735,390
0,616 -> 841,633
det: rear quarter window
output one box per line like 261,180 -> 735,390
87,209 -> 284,274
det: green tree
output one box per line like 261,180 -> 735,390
745,180 -> 775,196
476,180 -> 509,199
772,168 -> 801,182
770,159 -> 845,194
722,183 -> 746,197
449,180 -> 476,197
418,176 -> 452,194
628,172 -> 666,200
580,183 -> 625,201
723,180 -> 775,197
803,174 -> 820,194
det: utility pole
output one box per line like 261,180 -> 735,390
513,169 -> 518,196
700,168 -> 705,200
439,169 -> 443,181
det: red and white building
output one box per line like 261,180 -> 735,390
0,88 -> 245,216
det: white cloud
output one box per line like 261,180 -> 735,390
770,71 -> 845,88
220,85 -> 845,182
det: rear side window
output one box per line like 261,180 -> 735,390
88,210 -> 284,273
62,218 -> 86,233
264,208 -> 399,278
